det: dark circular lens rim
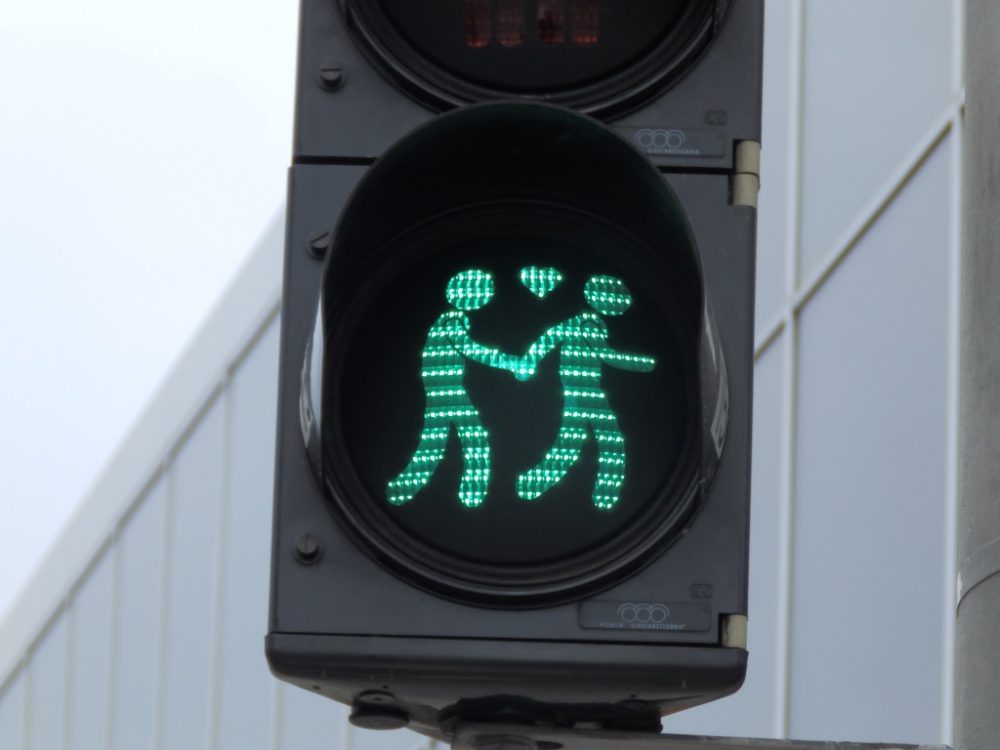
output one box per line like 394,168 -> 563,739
319,201 -> 708,606
344,1 -> 725,118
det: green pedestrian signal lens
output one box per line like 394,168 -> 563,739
330,215 -> 700,577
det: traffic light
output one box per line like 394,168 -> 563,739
268,0 -> 763,740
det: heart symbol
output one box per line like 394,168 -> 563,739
519,266 -> 564,299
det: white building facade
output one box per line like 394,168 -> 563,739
0,1 -> 963,748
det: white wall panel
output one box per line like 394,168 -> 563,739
216,319 -> 280,750
27,616 -> 68,750
350,724 -> 433,750
790,139 -> 951,745
798,0 -> 953,279
110,477 -> 168,750
661,337 -> 787,738
159,398 -> 226,750
0,668 -> 27,750
278,684 -> 350,749
65,548 -> 115,750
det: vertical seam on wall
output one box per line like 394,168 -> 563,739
106,535 -> 123,750
952,0 -> 965,98
942,8 -> 965,745
270,681 -> 283,750
153,466 -> 176,750
208,378 -> 236,750
940,83 -> 964,749
20,664 -> 29,750
342,704 -> 355,750
61,599 -> 74,750
775,0 -> 805,738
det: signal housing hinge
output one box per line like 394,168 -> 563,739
731,141 -> 761,208
721,614 -> 748,649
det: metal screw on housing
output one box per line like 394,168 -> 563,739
350,690 -> 409,730
306,229 -> 333,258
319,63 -> 345,90
293,533 -> 322,564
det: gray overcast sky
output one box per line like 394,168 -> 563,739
0,0 -> 297,621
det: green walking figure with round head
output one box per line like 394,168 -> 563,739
517,274 -> 656,511
387,269 -> 531,508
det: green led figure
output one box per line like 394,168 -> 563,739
387,269 -> 529,508
517,274 -> 656,511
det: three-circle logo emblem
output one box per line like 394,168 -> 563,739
617,602 -> 671,624
634,128 -> 686,152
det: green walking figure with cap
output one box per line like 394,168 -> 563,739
386,269 -> 532,508
516,273 -> 656,511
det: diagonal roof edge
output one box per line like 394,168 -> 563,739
0,210 -> 285,692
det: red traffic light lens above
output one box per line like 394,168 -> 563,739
346,0 -> 725,116
382,0 -> 684,91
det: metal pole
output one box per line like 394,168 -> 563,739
956,3 -> 1000,750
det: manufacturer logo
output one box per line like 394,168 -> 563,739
617,602 -> 670,624
634,128 -> 696,155
580,600 -> 710,632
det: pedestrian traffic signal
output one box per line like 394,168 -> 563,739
268,1 -> 763,741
